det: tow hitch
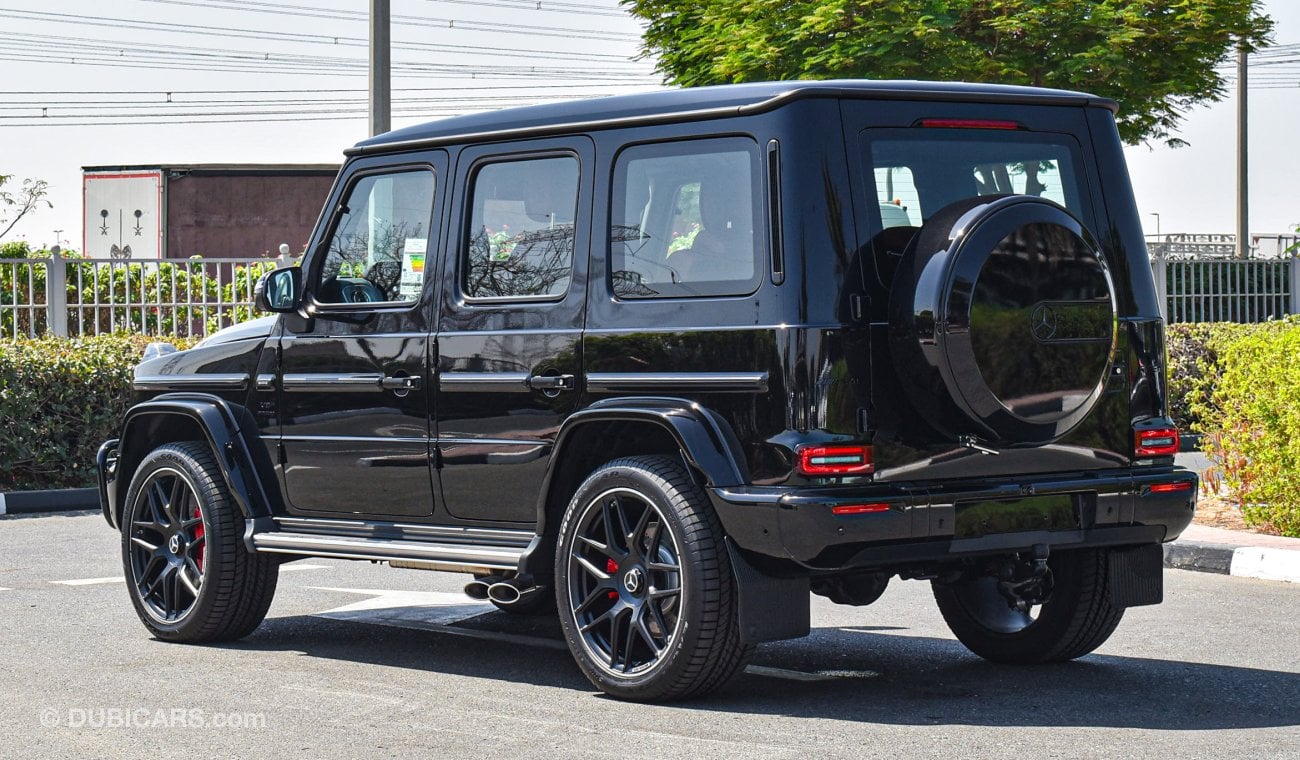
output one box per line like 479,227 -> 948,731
996,544 -> 1053,612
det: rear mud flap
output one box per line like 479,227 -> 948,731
726,539 -> 810,644
1107,543 -> 1164,608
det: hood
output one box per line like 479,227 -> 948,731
194,315 -> 279,348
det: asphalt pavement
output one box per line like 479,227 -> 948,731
1,510 -> 1298,759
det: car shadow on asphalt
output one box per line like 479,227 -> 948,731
223,614 -> 1300,730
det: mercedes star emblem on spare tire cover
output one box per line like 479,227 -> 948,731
889,195 -> 1116,445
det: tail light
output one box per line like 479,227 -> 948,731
1134,427 -> 1179,457
797,444 -> 874,476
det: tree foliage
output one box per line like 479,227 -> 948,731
624,0 -> 1273,146
0,173 -> 52,239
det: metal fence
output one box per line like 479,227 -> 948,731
0,255 -> 289,339
1147,233 -> 1300,323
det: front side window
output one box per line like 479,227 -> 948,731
463,155 -> 579,300
611,138 -> 762,299
316,169 -> 435,305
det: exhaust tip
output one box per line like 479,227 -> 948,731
463,579 -> 492,600
486,581 -> 523,605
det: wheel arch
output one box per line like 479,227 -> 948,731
516,397 -> 749,577
110,393 -> 280,529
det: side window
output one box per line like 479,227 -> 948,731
463,155 -> 579,300
316,169 -> 435,305
611,138 -> 762,299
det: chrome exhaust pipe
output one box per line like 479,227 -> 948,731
464,577 -> 497,600
486,578 -> 541,606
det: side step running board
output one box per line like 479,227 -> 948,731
250,532 -> 525,572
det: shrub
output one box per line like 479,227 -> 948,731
1191,319 -> 1300,537
0,334 -> 194,491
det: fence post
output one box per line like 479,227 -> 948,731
1290,255 -> 1300,318
45,257 -> 68,337
1151,247 -> 1168,322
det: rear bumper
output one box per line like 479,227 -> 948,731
709,467 -> 1197,572
97,439 -> 120,529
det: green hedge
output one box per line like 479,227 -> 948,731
0,335 -> 192,492
1169,319 -> 1300,537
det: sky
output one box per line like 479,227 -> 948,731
1,0 -> 1298,250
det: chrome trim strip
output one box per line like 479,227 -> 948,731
274,516 -> 533,546
133,373 -> 249,391
255,373 -> 276,391
281,373 -> 383,392
280,435 -> 429,443
586,371 -> 769,393
438,372 -> 531,393
250,532 -> 524,570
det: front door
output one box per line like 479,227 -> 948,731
435,138 -> 591,524
277,152 -> 446,518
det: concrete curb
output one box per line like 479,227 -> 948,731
0,488 -> 98,516
1164,538 -> 1300,584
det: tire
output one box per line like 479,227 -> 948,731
555,455 -> 753,701
932,547 -> 1123,664
121,441 -> 279,643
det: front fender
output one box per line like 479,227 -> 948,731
107,393 -> 277,529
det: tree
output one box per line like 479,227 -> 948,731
0,174 -> 52,240
624,0 -> 1273,146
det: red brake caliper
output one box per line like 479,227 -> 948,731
606,558 -> 619,599
193,505 -> 205,573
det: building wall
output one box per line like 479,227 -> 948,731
164,172 -> 336,260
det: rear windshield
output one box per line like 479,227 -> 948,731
865,129 -> 1089,230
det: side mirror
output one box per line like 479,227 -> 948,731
254,267 -> 303,313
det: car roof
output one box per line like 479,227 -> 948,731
349,79 -> 1117,156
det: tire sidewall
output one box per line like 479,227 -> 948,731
554,459 -> 715,700
121,443 -> 231,641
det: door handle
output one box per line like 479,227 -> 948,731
381,375 -> 422,391
526,374 -> 575,391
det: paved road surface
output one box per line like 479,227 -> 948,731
2,511 -> 1298,759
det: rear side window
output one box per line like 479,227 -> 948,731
611,137 -> 763,299
463,155 -> 579,301
866,129 -> 1086,229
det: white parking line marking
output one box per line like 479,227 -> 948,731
0,587 -> 11,592
744,665 -> 880,682
278,564 -> 331,573
50,576 -> 125,586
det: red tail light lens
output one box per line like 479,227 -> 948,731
797,445 -> 874,476
919,118 -> 1022,130
831,503 -> 891,516
1148,481 -> 1193,494
1134,427 -> 1179,457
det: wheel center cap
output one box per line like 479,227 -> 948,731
168,534 -> 184,555
623,567 -> 644,595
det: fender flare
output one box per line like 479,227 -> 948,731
109,393 -> 277,528
517,396 -> 749,575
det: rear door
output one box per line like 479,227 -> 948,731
277,152 -> 446,517
434,138 -> 591,524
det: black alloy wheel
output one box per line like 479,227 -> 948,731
556,456 -> 752,701
127,464 -> 207,624
567,485 -> 684,675
122,442 -> 279,642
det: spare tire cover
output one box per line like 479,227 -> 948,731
889,195 -> 1116,444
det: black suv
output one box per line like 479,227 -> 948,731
98,80 -> 1195,702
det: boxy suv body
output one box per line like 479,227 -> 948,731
98,80 -> 1195,701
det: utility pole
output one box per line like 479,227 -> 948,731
370,0 -> 391,137
1236,43 -> 1249,259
